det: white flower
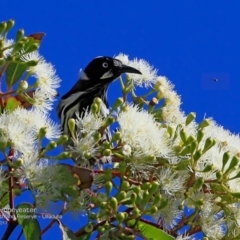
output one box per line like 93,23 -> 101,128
75,110 -> 104,135
200,201 -> 225,239
21,152 -> 75,210
0,107 -> 60,155
0,110 -> 36,154
33,89 -> 54,113
34,60 -> 60,99
202,120 -> 240,156
115,53 -> 129,65
20,50 -> 44,63
121,144 -> 131,156
117,104 -> 172,162
157,167 -> 188,195
21,51 -> 60,111
67,134 -> 99,165
127,57 -> 158,88
157,197 -> 183,230
1,37 -> 14,58
176,235 -> 191,240
155,76 -> 175,95
10,108 -> 60,140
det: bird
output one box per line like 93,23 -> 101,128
57,56 -> 141,162
213,78 -> 218,82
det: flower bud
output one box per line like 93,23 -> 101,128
197,129 -> 204,143
116,212 -> 125,223
167,126 -> 174,138
16,29 -> 24,42
105,181 -> 113,196
180,130 -> 187,143
6,19 -> 15,32
14,158 -> 23,167
179,145 -> 191,156
56,135 -> 68,145
132,208 -> 141,217
202,164 -> 213,172
112,97 -> 124,110
121,145 -> 131,156
100,202 -> 107,209
186,135 -> 196,145
68,118 -> 76,138
190,141 -> 198,154
0,22 -> 7,34
121,181 -> 130,190
150,206 -> 158,214
117,191 -> 127,201
84,223 -> 93,233
193,150 -> 202,162
142,190 -> 150,203
185,112 -> 196,125
103,141 -> 111,149
203,137 -> 215,153
103,149 -> 112,156
222,151 -> 230,171
141,182 -> 151,190
149,181 -> 159,195
198,119 -> 211,130
97,226 -> 105,233
17,80 -> 28,92
119,161 -> 126,176
111,131 -> 121,142
91,103 -> 98,114
93,97 -> 102,105
104,169 -> 112,181
193,177 -> 204,189
109,197 -> 118,212
37,127 -> 47,140
93,132 -> 101,142
131,187 -> 140,196
224,155 -> 239,175
103,117 -> 115,127
26,60 -> 38,67
84,152 -> 92,159
130,193 -> 137,203
44,141 -> 57,152
55,152 -> 72,160
216,171 -> 223,180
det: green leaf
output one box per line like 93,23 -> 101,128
16,203 -> 41,240
5,97 -> 21,111
0,182 -> 9,208
6,62 -> 28,88
58,220 -> 77,240
128,220 -> 174,240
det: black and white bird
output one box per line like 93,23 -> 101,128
57,56 -> 141,144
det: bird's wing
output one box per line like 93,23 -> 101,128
57,91 -> 88,134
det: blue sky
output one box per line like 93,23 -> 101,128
1,1 -> 240,239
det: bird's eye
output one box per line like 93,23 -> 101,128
102,62 -> 108,68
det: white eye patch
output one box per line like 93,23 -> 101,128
79,70 -> 89,80
100,70 -> 113,79
113,59 -> 122,67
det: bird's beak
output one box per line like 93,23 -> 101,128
120,65 -> 142,75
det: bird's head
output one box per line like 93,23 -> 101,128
80,56 -> 141,83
